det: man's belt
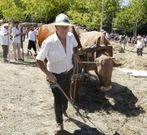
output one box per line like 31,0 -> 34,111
61,69 -> 71,74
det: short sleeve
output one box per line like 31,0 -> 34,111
36,39 -> 50,61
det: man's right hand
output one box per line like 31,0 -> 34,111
46,72 -> 57,83
36,60 -> 57,83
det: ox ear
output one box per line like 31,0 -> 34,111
112,58 -> 122,67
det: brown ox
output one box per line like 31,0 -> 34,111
78,53 -> 121,93
95,54 -> 121,92
70,50 -> 121,101
77,31 -> 121,93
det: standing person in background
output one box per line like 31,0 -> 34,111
11,22 -> 23,61
144,35 -> 147,47
0,23 -> 10,63
136,36 -> 144,56
105,32 -> 110,41
34,26 -> 40,51
120,33 -> 126,52
27,27 -> 37,56
36,13 -> 80,135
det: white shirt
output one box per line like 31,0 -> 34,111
36,32 -> 78,74
144,37 -> 147,42
11,26 -> 21,44
28,30 -> 36,41
34,28 -> 39,36
136,39 -> 144,48
0,27 -> 9,45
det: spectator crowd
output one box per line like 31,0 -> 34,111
0,22 -> 39,63
105,32 -> 146,56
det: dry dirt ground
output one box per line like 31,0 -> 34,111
0,39 -> 147,135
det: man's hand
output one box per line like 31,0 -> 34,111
73,53 -> 80,65
46,72 -> 57,83
36,59 -> 57,83
15,33 -> 21,37
4,33 -> 9,36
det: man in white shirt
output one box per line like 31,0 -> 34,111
27,27 -> 37,56
0,23 -> 9,62
136,36 -> 144,56
36,13 -> 79,135
11,22 -> 22,61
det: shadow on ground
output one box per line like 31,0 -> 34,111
62,118 -> 105,135
0,51 -> 37,67
63,118 -> 122,135
126,49 -> 147,54
8,60 -> 37,67
75,77 -> 145,117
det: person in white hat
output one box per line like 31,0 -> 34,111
36,13 -> 79,134
0,23 -> 9,62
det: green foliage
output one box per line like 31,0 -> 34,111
67,0 -> 101,31
103,0 -> 120,31
113,8 -> 133,33
104,0 -> 120,21
0,0 -> 146,34
0,0 -> 70,23
0,10 -> 3,19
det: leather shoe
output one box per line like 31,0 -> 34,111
63,111 -> 68,117
55,123 -> 63,135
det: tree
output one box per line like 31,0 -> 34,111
113,0 -> 147,35
0,0 -> 70,23
113,7 -> 133,34
67,0 -> 101,30
0,0 -> 146,34
103,0 -> 120,32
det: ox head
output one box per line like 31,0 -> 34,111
95,55 -> 121,92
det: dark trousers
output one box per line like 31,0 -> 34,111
28,40 -> 36,53
137,48 -> 143,56
1,45 -> 8,59
50,69 -> 73,124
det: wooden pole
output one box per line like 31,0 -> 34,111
100,0 -> 104,31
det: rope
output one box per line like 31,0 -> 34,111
55,82 -> 87,123
56,82 -> 105,134
69,61 -> 106,134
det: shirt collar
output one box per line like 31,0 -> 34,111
53,32 -> 68,43
53,32 -> 59,43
